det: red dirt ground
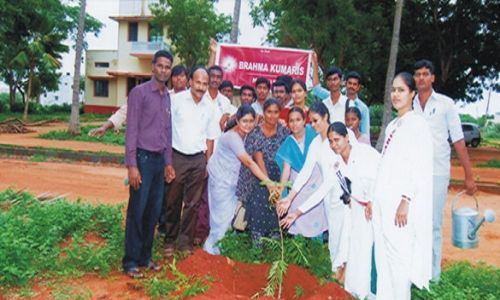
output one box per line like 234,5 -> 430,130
0,125 -> 498,299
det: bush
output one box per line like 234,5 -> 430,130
412,262 -> 500,300
0,189 -> 124,287
482,123 -> 500,139
218,232 -> 332,279
369,104 -> 383,127
39,125 -> 125,146
460,114 -> 493,128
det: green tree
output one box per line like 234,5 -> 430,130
399,0 -> 499,102
250,0 -> 499,104
151,0 -> 232,67
0,0 -> 102,116
250,0 -> 392,104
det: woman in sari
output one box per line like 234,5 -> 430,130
203,105 -> 277,255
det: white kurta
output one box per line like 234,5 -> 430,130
292,135 -> 349,272
341,142 -> 380,299
373,111 -> 433,300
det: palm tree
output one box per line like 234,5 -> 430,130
11,33 -> 63,121
230,0 -> 241,43
376,0 -> 405,151
68,0 -> 87,135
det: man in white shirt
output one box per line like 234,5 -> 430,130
251,77 -> 271,115
164,66 -> 219,255
309,52 -> 347,124
194,65 -> 237,246
413,59 -> 477,280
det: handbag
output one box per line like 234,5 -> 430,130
232,199 -> 247,231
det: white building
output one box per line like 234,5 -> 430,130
40,73 -> 83,106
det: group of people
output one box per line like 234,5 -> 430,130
93,46 -> 477,300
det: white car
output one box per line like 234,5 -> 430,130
461,122 -> 481,147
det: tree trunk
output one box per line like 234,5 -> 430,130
230,0 -> 241,43
23,64 -> 34,121
68,0 -> 86,135
8,79 -> 16,110
375,0 -> 405,151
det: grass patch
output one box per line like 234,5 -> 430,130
218,232 -> 332,280
478,159 -> 500,168
39,125 -> 125,146
412,262 -> 499,299
0,112 -> 109,123
30,154 -> 49,162
0,189 -> 124,289
143,260 -> 209,300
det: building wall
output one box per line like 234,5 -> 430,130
85,50 -> 119,112
40,74 -> 84,106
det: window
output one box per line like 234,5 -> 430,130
148,23 -> 163,42
462,124 -> 473,132
94,80 -> 109,97
95,62 -> 110,68
128,22 -> 138,41
126,77 -> 149,96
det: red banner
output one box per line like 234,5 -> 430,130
215,44 -> 312,88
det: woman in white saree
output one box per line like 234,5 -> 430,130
372,72 -> 433,300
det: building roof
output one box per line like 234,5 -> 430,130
109,16 -> 154,22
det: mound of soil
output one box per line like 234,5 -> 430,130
177,249 -> 352,299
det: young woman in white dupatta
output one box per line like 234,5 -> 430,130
327,121 -> 380,299
372,72 -> 433,300
203,105 -> 277,255
277,102 -> 349,281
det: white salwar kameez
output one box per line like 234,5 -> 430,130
291,135 -> 349,272
373,111 -> 433,300
342,141 -> 380,299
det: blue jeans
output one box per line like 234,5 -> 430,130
122,149 -> 165,272
432,175 -> 450,279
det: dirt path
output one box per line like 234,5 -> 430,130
0,122 -> 123,154
0,158 -> 128,205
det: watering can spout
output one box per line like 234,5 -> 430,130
468,209 -> 496,240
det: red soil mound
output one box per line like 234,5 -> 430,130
178,249 -> 352,299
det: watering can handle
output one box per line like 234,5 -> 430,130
451,190 -> 479,211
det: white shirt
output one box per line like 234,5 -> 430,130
109,104 -> 128,129
171,89 -> 219,154
251,101 -> 264,115
413,90 -> 463,176
292,135 -> 343,213
322,94 -> 347,124
110,88 -> 185,129
206,91 -> 237,138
